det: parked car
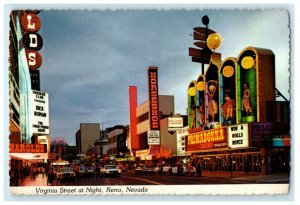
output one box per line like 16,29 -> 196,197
56,167 -> 76,182
100,165 -> 122,177
78,165 -> 86,177
134,164 -> 155,175
134,166 -> 143,175
171,163 -> 196,176
85,166 -> 95,177
161,164 -> 172,175
154,166 -> 161,174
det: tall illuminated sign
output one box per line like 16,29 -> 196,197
148,66 -> 160,130
128,86 -> 138,149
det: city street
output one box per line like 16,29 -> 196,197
18,171 -> 289,186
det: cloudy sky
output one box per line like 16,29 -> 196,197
37,9 -> 290,145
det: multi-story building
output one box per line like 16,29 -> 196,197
76,123 -> 101,154
9,11 -> 50,186
105,125 -> 129,158
186,47 -> 290,174
128,67 -> 184,162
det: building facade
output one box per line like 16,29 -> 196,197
186,47 -> 290,174
76,123 -> 101,154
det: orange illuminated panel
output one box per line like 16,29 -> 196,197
187,127 -> 227,151
129,86 -> 138,149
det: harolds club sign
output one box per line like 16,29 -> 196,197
19,11 -> 43,70
9,143 -> 47,153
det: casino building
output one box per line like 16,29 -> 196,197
128,67 -> 178,162
9,10 -> 50,185
186,48 -> 290,174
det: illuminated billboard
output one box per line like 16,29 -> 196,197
205,63 -> 220,124
186,127 -> 227,151
220,58 -> 237,126
196,75 -> 205,128
187,81 -> 197,130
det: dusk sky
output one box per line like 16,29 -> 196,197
36,9 -> 290,145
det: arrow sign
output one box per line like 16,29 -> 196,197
194,27 -> 216,35
194,41 -> 207,49
192,57 -> 210,64
193,31 -> 207,41
189,47 -> 212,59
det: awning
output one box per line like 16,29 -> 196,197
9,153 -> 48,161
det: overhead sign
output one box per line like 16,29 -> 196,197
148,66 -> 160,130
9,143 -> 47,153
168,117 -> 183,131
193,27 -> 216,35
147,130 -> 160,145
250,122 -> 290,135
187,127 -> 227,151
31,90 -> 49,134
228,124 -> 249,148
135,149 -> 150,158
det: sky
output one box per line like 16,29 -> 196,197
34,9 -> 291,145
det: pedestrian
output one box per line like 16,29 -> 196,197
20,167 -> 24,182
45,166 -> 49,177
75,165 -> 80,182
196,161 -> 202,177
41,167 -> 45,178
47,170 -> 55,186
245,161 -> 249,174
95,166 -> 100,180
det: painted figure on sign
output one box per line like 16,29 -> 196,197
199,98 -> 205,126
191,108 -> 196,129
208,80 -> 218,122
222,90 -> 235,121
242,82 -> 252,115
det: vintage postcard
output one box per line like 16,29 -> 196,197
6,7 -> 291,196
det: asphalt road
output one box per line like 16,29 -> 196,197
55,172 -> 250,186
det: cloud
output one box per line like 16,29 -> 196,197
37,9 -> 290,145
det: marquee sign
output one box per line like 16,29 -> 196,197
227,124 -> 249,148
187,127 -> 227,151
31,90 -> 49,134
147,130 -> 160,145
148,66 -> 160,130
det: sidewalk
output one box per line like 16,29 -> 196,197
19,173 -> 48,186
202,170 -> 260,178
201,170 -> 290,183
